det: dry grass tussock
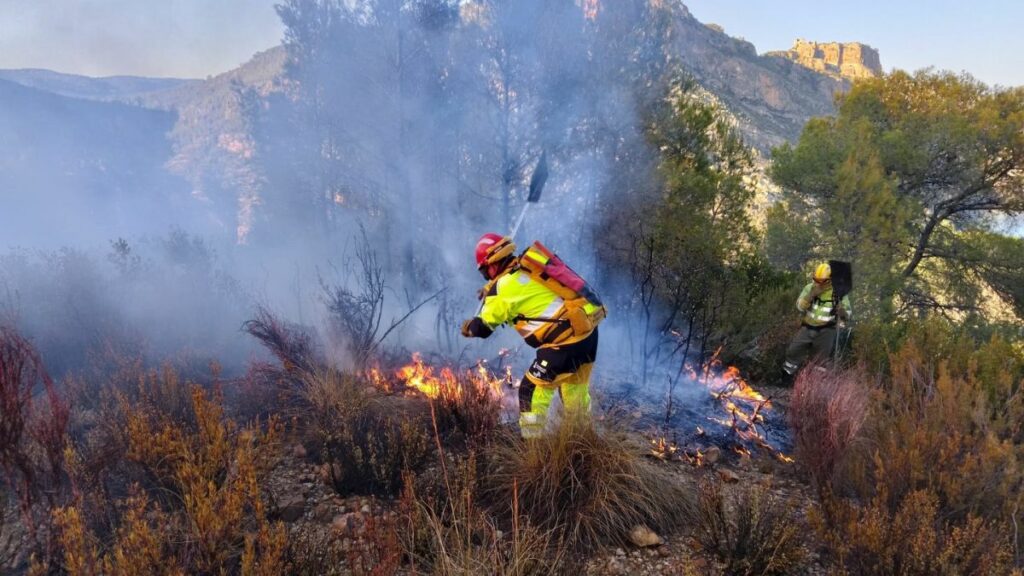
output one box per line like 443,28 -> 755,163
301,368 -> 432,496
689,478 -> 807,576
403,455 -> 569,576
479,417 -> 689,553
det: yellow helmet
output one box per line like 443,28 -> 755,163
812,262 -> 831,282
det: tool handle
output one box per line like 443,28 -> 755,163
509,202 -> 531,240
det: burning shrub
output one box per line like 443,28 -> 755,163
397,354 -> 506,444
435,375 -> 503,444
479,419 -> 689,553
689,478 -> 807,576
788,364 -> 870,497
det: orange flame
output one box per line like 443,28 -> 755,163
394,352 -> 506,401
366,366 -> 390,392
650,436 -> 678,461
692,348 -> 792,462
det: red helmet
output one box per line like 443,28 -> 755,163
474,233 -> 516,271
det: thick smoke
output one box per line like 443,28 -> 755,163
243,0 -> 682,377
2,0 -> 706,409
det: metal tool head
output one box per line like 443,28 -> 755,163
527,151 -> 548,203
828,260 -> 853,299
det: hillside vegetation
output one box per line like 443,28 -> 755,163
1,1 -> 1022,575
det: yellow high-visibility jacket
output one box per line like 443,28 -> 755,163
477,268 -> 597,348
797,283 -> 852,327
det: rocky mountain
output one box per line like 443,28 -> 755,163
0,4 -> 875,242
766,39 -> 883,81
0,78 -> 198,248
670,7 -> 855,151
151,47 -> 288,239
0,48 -> 288,244
0,68 -> 197,103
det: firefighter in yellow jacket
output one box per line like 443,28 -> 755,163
461,233 -> 603,438
782,262 -> 852,378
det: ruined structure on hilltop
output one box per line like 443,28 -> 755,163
768,39 -> 883,80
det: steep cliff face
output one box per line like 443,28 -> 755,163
766,39 -> 883,81
669,7 -> 850,151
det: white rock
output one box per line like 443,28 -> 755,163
628,524 -> 664,547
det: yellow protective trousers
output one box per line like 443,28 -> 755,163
519,363 -> 594,438
518,329 -> 598,439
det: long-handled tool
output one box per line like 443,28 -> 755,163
473,152 -> 550,319
829,260 -> 853,365
509,151 -> 548,240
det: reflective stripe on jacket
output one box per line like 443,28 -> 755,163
478,269 -> 589,348
797,283 -> 852,327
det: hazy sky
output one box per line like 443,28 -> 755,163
0,1 -> 1022,86
0,0 -> 285,78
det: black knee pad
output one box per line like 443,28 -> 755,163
518,376 -> 535,412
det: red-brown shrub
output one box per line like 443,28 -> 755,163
813,490 -> 1017,576
788,364 -> 870,497
0,325 -> 69,560
810,333 -> 1024,574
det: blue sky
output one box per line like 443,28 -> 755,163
0,1 -> 1021,86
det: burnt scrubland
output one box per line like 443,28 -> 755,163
3,1 -> 1024,575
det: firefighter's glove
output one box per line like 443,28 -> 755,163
835,303 -> 849,321
461,317 -> 494,339
810,283 -> 826,299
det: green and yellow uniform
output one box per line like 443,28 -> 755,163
782,283 -> 852,375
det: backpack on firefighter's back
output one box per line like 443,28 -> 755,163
517,241 -> 607,337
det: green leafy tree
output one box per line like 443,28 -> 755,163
604,77 -> 780,392
770,70 -> 1024,321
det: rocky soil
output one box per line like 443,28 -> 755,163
262,383 -> 826,575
